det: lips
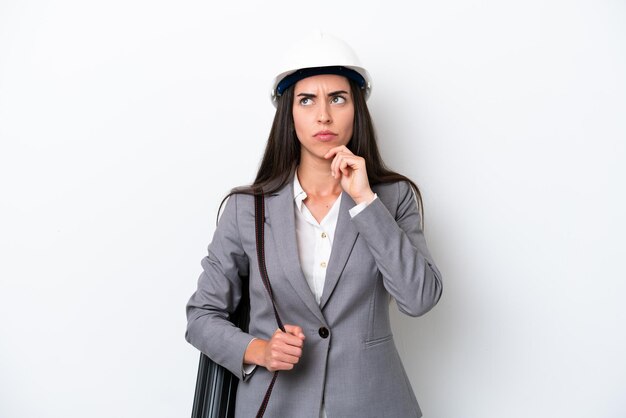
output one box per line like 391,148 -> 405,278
314,130 -> 337,142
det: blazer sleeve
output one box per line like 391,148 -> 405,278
350,181 -> 443,317
185,193 -> 254,379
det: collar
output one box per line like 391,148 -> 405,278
293,170 -> 308,213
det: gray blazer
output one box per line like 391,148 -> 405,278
186,179 -> 443,418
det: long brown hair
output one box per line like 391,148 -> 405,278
218,79 -> 424,227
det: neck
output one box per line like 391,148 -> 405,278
297,155 -> 342,197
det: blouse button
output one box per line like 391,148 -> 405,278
321,232 -> 327,238
320,261 -> 327,268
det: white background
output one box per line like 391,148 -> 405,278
1,1 -> 625,417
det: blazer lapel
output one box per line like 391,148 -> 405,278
266,184 -> 326,324
319,192 -> 359,309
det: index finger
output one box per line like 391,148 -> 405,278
284,324 -> 306,339
324,145 -> 352,160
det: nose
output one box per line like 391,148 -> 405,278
318,102 -> 332,124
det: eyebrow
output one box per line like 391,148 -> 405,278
296,90 -> 350,98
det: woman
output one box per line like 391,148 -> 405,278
186,32 -> 443,418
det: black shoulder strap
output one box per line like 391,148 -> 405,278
254,193 -> 285,332
253,193 -> 284,418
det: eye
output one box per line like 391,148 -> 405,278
299,97 -> 313,106
331,96 -> 346,104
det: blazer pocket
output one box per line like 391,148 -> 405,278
364,334 -> 393,348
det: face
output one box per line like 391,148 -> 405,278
292,74 -> 354,163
